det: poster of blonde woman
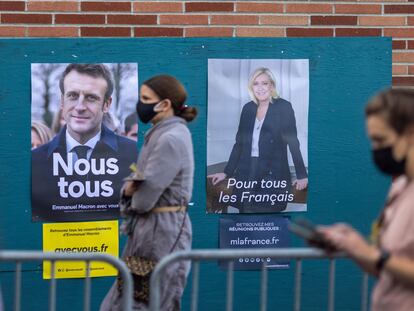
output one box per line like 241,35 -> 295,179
207,59 -> 309,214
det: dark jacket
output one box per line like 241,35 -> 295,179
224,98 -> 307,184
31,125 -> 138,222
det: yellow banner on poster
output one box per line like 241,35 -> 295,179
42,220 -> 118,279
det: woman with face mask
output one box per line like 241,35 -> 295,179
208,67 -> 308,213
320,89 -> 414,310
100,75 -> 197,311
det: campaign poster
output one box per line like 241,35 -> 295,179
219,215 -> 290,270
31,63 -> 139,222
43,220 -> 118,279
207,59 -> 309,214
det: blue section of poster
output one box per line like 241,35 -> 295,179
219,215 -> 290,270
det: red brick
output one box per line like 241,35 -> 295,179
211,15 -> 258,25
185,2 -> 233,12
286,28 -> 333,37
134,27 -> 183,37
336,28 -> 382,36
335,4 -> 381,14
0,1 -> 25,11
261,16 -> 308,26
385,5 -> 414,14
1,13 -> 52,24
392,76 -> 414,87
408,40 -> 414,49
407,17 -> 414,25
286,3 -> 332,14
236,27 -> 284,37
236,3 -> 283,13
0,26 -> 25,37
311,16 -> 357,26
81,27 -> 131,37
108,15 -> 157,25
55,14 -> 105,24
384,28 -> 414,38
408,65 -> 414,75
28,26 -> 78,37
393,65 -> 407,75
81,2 -> 131,12
359,16 -> 406,26
393,40 -> 407,49
133,2 -> 182,13
393,52 -> 414,62
185,27 -> 233,37
27,1 -> 78,12
160,14 -> 208,25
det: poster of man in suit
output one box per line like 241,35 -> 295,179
207,59 -> 309,214
31,63 -> 139,222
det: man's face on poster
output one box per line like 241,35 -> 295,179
60,70 -> 111,143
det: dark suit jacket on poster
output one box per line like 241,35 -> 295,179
223,98 -> 307,211
31,125 -> 138,222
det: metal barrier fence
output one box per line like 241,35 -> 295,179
149,248 -> 370,311
0,250 -> 133,311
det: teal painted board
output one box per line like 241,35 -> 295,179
0,38 -> 391,311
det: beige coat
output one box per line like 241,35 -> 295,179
100,116 -> 194,311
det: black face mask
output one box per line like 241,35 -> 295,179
372,146 -> 406,176
136,100 -> 159,124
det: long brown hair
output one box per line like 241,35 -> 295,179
143,75 -> 197,122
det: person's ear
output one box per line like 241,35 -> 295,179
60,95 -> 64,110
103,97 -> 112,113
154,99 -> 172,112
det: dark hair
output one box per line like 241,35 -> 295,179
143,74 -> 197,122
124,112 -> 138,132
59,63 -> 114,101
365,88 -> 414,134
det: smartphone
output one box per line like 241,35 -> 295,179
289,218 -> 336,251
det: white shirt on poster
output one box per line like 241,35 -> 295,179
251,118 -> 263,157
66,130 -> 101,161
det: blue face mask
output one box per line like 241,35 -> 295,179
136,100 -> 160,124
372,146 -> 406,176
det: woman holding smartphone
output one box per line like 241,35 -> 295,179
321,89 -> 414,310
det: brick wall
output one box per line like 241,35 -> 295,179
0,0 -> 412,86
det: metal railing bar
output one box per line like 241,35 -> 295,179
14,261 -> 22,311
226,261 -> 234,311
361,273 -> 369,311
0,251 -> 133,311
260,261 -> 268,311
83,261 -> 91,311
294,259 -> 302,311
327,259 -> 336,311
190,260 -> 200,311
49,261 -> 56,311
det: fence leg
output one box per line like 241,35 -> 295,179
83,261 -> 91,311
49,261 -> 57,311
226,261 -> 234,311
294,259 -> 302,311
191,261 -> 200,311
328,259 -> 336,311
260,262 -> 268,311
14,261 -> 22,311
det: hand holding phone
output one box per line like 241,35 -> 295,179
289,218 -> 337,252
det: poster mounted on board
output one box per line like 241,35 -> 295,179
207,59 -> 309,214
43,220 -> 118,279
219,215 -> 290,270
31,63 -> 139,222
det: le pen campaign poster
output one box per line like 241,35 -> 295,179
207,59 -> 309,214
219,215 -> 290,270
31,63 -> 138,222
43,221 -> 118,279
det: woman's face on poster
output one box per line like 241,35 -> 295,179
252,73 -> 273,103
